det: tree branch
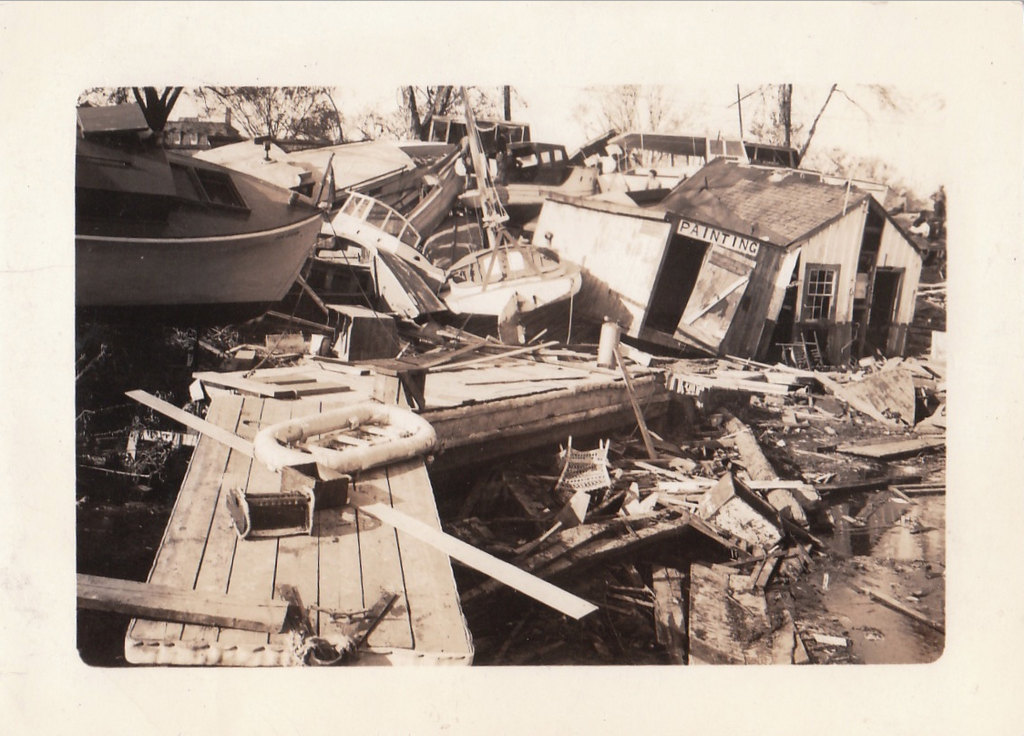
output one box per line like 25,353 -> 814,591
798,83 -> 838,163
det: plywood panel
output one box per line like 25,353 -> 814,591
534,200 -> 672,335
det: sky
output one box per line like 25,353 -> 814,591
173,82 -> 948,198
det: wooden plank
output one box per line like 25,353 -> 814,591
126,389 -> 255,457
614,346 -> 658,460
385,460 -> 474,659
360,502 -> 598,620
350,473 -> 414,650
836,436 -> 945,460
193,371 -> 304,398
79,574 -> 289,633
850,583 -> 945,633
429,341 -> 560,372
218,397 -> 288,650
128,394 -> 243,646
180,396 -> 262,644
268,400 -> 324,651
651,566 -> 686,664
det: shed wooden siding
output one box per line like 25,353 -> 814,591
793,201 -> 869,325
875,215 -> 922,327
740,246 -> 802,360
533,200 -> 672,336
710,242 -> 790,357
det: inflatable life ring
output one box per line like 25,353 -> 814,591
253,402 -> 437,474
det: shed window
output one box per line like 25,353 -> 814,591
803,265 -> 838,320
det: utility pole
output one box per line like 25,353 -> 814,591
779,84 -> 793,148
736,85 -> 744,138
503,85 -> 512,121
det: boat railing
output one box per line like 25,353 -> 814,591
340,191 -> 421,249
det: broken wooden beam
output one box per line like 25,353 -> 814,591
614,346 -> 658,460
126,389 -> 254,457
359,502 -> 598,620
836,436 -> 945,460
849,583 -> 945,633
77,574 -> 289,633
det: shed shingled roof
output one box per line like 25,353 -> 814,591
661,158 -> 872,246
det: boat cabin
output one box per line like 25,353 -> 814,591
427,114 -> 531,154
533,158 -> 924,366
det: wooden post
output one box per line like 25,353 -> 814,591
614,346 -> 658,460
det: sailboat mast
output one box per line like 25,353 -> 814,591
460,88 -> 508,251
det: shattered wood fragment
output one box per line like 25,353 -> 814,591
836,436 -> 946,460
688,564 -> 774,665
849,583 -> 945,633
651,566 -> 687,664
696,473 -> 783,551
816,368 -> 916,426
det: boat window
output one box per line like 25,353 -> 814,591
170,163 -> 204,202
503,249 -> 532,278
194,167 -> 248,209
366,203 -> 388,227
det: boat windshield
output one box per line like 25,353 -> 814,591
341,192 -> 421,249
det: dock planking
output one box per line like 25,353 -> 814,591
125,392 -> 473,666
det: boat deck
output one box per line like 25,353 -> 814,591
125,391 -> 474,666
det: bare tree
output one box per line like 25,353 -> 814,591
572,85 -> 695,138
77,87 -> 132,106
196,87 -> 344,142
398,86 -> 513,140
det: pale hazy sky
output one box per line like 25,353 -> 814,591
175,81 -> 948,196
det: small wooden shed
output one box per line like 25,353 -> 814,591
533,158 -> 924,365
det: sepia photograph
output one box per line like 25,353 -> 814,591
3,2 -> 1023,734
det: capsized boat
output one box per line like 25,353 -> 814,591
76,101 -> 324,313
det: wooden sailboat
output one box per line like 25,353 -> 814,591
437,89 -> 582,343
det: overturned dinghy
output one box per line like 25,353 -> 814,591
253,401 -> 437,474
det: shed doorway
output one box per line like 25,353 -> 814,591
865,267 -> 903,353
644,235 -> 708,334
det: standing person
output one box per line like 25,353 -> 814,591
494,131 -> 509,186
931,185 -> 946,240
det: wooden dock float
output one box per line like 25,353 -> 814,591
125,392 -> 474,666
193,355 -> 671,474
421,362 -> 670,472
